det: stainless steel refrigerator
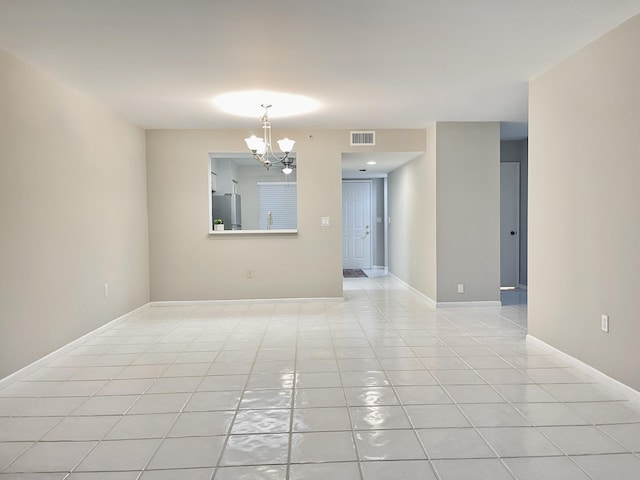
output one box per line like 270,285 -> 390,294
212,193 -> 242,230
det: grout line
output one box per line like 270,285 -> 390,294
5,282 -> 640,478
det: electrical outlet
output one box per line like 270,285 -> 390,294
601,314 -> 609,333
246,270 -> 253,279
104,283 -> 109,296
457,283 -> 464,294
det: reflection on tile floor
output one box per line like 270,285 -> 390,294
1,275 -> 640,479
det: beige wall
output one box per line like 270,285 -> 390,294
529,15 -> 640,390
436,122 -> 501,302
146,129 -> 424,301
388,125 -> 437,299
388,122 -> 500,304
0,49 -> 149,378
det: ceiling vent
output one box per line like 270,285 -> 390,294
350,131 -> 376,146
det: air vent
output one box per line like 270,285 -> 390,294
350,131 -> 376,146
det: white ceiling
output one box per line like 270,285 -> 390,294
1,0 -> 639,173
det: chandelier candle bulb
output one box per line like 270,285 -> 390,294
245,135 -> 265,153
277,138 -> 295,153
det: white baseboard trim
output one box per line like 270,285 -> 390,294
388,274 -> 436,307
436,301 -> 502,308
527,334 -> 640,404
150,297 -> 345,307
388,274 -> 501,308
0,303 -> 151,391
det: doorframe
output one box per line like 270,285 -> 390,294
500,162 -> 520,288
342,179 -> 374,270
383,177 -> 388,270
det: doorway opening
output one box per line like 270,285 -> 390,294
341,151 -> 422,279
500,162 -> 520,288
500,139 -> 528,305
342,179 -> 387,278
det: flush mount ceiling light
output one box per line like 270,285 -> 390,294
366,161 -> 377,165
214,90 -> 320,118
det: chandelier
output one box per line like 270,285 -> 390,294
244,104 -> 295,174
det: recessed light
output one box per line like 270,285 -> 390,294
366,161 -> 377,165
214,90 -> 320,118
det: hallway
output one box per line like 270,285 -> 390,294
1,276 -> 639,479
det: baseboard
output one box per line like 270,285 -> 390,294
388,274 -> 501,308
436,301 -> 502,308
527,334 -> 640,405
0,303 -> 151,391
150,297 -> 345,307
388,274 -> 436,307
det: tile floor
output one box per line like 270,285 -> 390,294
1,275 -> 640,479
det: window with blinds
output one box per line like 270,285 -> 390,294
258,182 -> 298,230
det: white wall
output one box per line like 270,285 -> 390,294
0,49 -> 149,378
146,129 -> 424,301
529,14 -> 640,390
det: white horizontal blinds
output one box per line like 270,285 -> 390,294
258,182 -> 297,229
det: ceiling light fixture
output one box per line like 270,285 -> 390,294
366,161 -> 377,165
244,104 -> 295,174
215,90 -> 319,118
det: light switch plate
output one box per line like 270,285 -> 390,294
321,217 -> 330,227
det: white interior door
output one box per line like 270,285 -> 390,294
500,162 -> 520,287
343,181 -> 372,270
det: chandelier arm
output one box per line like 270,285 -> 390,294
266,148 -> 290,165
249,149 -> 290,167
